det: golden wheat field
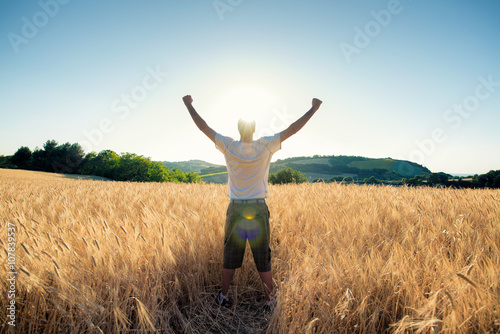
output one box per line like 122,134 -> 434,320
1,168 -> 499,333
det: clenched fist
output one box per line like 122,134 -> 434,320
183,95 -> 193,105
312,98 -> 322,109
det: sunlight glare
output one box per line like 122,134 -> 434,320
207,82 -> 286,136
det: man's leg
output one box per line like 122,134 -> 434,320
221,202 -> 244,297
258,270 -> 273,301
251,203 -> 273,301
221,268 -> 235,296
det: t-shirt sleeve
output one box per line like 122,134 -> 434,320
215,133 -> 234,153
261,133 -> 281,154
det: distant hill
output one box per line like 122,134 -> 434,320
165,155 -> 432,184
269,155 -> 431,183
270,155 -> 431,180
162,159 -> 222,173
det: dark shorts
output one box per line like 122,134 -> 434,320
223,201 -> 271,272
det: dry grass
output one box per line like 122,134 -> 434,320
0,168 -> 499,333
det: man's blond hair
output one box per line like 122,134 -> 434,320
238,119 -> 255,138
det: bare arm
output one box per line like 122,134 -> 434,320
183,95 -> 216,143
280,98 -> 322,142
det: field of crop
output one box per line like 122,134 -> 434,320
1,168 -> 499,333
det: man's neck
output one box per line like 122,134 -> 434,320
240,136 -> 253,142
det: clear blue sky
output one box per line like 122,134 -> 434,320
1,0 -> 499,175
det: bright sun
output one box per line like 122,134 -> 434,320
209,82 -> 286,127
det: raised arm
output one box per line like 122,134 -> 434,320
280,98 -> 322,142
183,95 -> 216,143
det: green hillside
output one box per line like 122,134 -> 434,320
270,155 -> 431,181
348,158 -> 396,170
162,159 -> 221,173
200,171 -> 228,183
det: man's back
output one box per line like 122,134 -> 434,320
183,94 -> 322,308
215,133 -> 281,199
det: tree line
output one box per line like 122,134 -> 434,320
401,171 -> 500,189
0,140 -> 201,183
315,171 -> 500,189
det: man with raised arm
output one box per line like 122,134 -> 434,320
182,94 -> 322,311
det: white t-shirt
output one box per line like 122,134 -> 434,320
215,133 -> 281,199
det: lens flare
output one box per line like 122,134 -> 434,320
242,206 -> 256,219
237,218 -> 260,240
230,205 -> 265,248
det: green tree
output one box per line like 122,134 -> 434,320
79,152 -> 98,175
185,171 -> 202,183
269,167 -> 307,185
66,143 -> 85,172
478,170 -> 500,188
405,175 -> 423,186
30,140 -> 85,173
11,146 -> 32,169
43,140 -> 59,172
327,176 -> 344,183
494,174 -> 500,189
31,147 -> 44,171
92,150 -> 120,179
0,155 -> 15,168
167,168 -> 202,183
342,176 -> 353,183
148,161 -> 171,182
50,142 -> 85,173
427,172 -> 449,186
363,176 -> 379,184
31,139 -> 59,171
170,168 -> 187,183
113,153 -> 151,182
